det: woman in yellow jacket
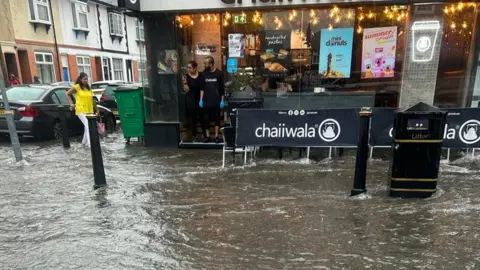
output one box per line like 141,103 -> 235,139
66,72 -> 98,147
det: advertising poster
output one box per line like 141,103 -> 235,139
228,34 -> 245,58
361,26 -> 397,79
318,28 -> 354,78
157,50 -> 178,74
259,30 -> 291,77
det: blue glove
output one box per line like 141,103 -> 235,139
220,100 -> 225,109
199,99 -> 203,108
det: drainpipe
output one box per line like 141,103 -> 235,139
49,0 -> 63,82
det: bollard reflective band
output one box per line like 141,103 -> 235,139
394,139 -> 443,143
390,188 -> 437,192
391,178 -> 438,182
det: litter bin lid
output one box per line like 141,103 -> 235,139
113,84 -> 143,92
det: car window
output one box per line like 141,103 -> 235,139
92,84 -> 109,90
103,85 -> 119,97
51,93 -> 61,104
54,89 -> 69,104
5,86 -> 46,101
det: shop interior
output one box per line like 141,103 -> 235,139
144,2 -> 479,144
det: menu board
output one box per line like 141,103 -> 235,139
361,26 -> 398,79
259,30 -> 291,77
318,28 -> 354,78
228,34 -> 245,58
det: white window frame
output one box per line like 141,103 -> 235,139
102,57 -> 112,81
112,58 -> 124,81
35,52 -> 55,83
76,56 -> 92,83
72,1 -> 89,31
28,0 -> 52,24
138,59 -> 146,82
108,12 -> 124,37
136,19 -> 145,41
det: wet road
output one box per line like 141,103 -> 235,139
1,133 -> 480,269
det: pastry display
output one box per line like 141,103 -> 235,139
268,63 -> 286,72
261,53 -> 275,61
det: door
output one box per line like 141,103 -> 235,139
61,55 -> 70,82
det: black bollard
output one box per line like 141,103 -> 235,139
351,107 -> 372,196
58,105 -> 70,149
87,114 -> 106,189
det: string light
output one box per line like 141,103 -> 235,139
225,12 -> 231,20
357,26 -> 363,34
347,10 -> 353,19
310,9 -> 316,18
328,23 -> 333,31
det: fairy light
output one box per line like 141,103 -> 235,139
214,15 -> 218,22
384,7 -> 390,14
462,22 -> 467,28
359,14 -> 364,21
367,11 -> 374,19
357,26 -> 363,33
335,16 -> 341,23
312,17 -> 318,25
458,2 -> 464,10
347,10 -> 353,19
225,12 -> 231,20
176,16 -> 181,22
451,22 -> 456,29
333,6 -> 339,14
223,20 -> 228,26
207,14 -> 211,21
201,15 -> 205,22
444,7 -> 449,13
310,9 -> 316,18
389,13 -> 394,19
190,20 -> 194,26
328,23 -> 333,31
241,11 -> 246,18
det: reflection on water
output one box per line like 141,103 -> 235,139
1,133 -> 480,269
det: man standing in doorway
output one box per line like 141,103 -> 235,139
200,56 -> 224,143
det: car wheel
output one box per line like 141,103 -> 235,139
52,121 -> 63,140
105,115 -> 116,133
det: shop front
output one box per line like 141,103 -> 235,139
137,0 -> 480,147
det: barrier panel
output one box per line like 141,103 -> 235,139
370,108 -> 480,149
236,108 -> 359,147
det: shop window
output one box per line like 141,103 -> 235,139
108,12 -> 124,39
72,2 -> 89,31
136,19 -> 145,41
35,52 -> 55,84
435,3 -> 478,107
77,56 -> 92,83
112,58 -> 124,80
28,0 -> 51,24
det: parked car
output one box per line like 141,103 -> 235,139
99,83 -> 142,119
0,84 -> 117,141
91,80 -> 129,102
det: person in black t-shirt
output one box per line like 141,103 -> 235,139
183,61 -> 207,142
199,56 -> 225,143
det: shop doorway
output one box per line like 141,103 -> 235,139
4,53 -> 20,83
17,50 -> 32,84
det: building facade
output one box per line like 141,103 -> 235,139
0,0 -> 145,86
135,0 -> 480,147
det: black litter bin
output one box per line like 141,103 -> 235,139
388,102 -> 447,198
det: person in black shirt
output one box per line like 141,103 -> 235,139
183,61 -> 207,141
200,56 -> 224,143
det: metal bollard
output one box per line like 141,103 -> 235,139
58,105 -> 70,149
351,107 -> 372,196
87,114 -> 106,189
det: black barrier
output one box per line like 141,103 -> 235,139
370,108 -> 480,149
235,108 -> 360,147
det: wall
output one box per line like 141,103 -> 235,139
11,0 -> 63,44
0,0 -> 15,44
97,4 -> 128,53
58,0 -> 101,49
192,20 -> 222,71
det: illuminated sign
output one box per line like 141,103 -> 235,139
411,20 -> 440,63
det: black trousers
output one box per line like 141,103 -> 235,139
187,106 -> 206,138
204,107 -> 221,128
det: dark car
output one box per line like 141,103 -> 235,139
0,84 -> 117,140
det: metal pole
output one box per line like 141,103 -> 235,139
58,105 -> 70,149
351,107 -> 372,196
0,54 -> 22,162
87,114 -> 106,189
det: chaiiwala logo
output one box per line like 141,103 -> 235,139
255,119 -> 341,142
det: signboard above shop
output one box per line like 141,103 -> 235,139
140,0 -> 395,12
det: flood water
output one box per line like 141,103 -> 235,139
1,133 -> 480,269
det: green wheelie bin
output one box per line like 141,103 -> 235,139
113,85 -> 145,144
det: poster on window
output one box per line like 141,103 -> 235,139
318,28 -> 354,78
228,34 -> 245,58
361,26 -> 397,79
260,30 -> 291,77
157,50 -> 178,74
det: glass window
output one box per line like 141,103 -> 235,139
54,89 -> 69,104
6,86 -> 46,101
136,19 -> 145,41
113,58 -> 124,80
109,13 -> 123,36
71,2 -> 89,30
77,56 -> 92,83
29,0 -> 51,23
35,52 -> 55,83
